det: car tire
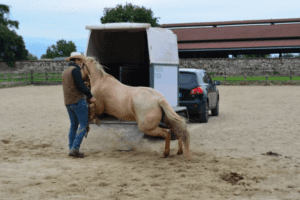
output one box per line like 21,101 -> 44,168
198,100 -> 208,123
211,99 -> 219,116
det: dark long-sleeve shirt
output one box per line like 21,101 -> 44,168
68,62 -> 93,99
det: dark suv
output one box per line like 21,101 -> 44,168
179,69 -> 220,123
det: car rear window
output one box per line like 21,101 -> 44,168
179,72 -> 198,89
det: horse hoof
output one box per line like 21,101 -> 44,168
95,119 -> 101,126
163,153 -> 170,158
177,151 -> 183,155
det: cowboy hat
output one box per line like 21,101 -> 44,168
65,52 -> 87,62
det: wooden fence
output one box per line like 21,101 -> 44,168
210,74 -> 300,85
0,71 -> 63,88
1,71 -> 300,88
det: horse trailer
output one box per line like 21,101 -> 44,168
83,23 -> 189,149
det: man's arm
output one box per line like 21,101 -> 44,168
71,68 -> 93,99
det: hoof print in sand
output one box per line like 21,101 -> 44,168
221,172 -> 244,185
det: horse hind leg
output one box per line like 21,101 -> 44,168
141,126 -> 171,158
161,116 -> 183,156
177,137 -> 183,155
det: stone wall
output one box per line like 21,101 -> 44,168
1,58 -> 300,76
179,58 -> 300,76
0,60 -> 68,73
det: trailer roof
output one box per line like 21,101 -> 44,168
86,23 -> 151,30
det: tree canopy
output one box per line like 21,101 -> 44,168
27,52 -> 38,60
0,4 -> 19,28
100,3 -> 160,27
41,39 -> 77,59
0,4 -> 28,67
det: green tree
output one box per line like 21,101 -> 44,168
41,39 -> 76,59
101,3 -> 160,27
27,52 -> 38,60
0,4 -> 28,67
0,4 -> 19,28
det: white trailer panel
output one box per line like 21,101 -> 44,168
152,65 -> 178,107
146,28 -> 179,65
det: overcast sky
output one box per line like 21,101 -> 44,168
2,0 -> 300,58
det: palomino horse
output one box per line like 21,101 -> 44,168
81,57 -> 191,160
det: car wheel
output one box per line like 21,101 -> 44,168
211,99 -> 219,116
198,100 -> 208,123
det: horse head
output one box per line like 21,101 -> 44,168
81,58 -> 93,89
81,64 -> 90,82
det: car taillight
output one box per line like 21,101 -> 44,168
190,87 -> 203,95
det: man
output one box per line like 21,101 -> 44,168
63,52 -> 96,158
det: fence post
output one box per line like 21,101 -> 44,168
266,75 -> 268,85
45,72 -> 48,83
31,71 -> 33,84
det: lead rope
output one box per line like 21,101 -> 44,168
83,67 -> 93,138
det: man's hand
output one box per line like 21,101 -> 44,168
90,97 -> 96,102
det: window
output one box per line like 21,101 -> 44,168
203,72 -> 213,84
179,72 -> 198,89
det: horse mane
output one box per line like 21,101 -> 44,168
86,57 -> 108,77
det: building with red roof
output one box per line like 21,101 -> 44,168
161,18 -> 300,58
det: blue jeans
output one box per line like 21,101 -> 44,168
66,99 -> 88,150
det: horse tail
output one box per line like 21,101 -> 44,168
158,98 -> 191,160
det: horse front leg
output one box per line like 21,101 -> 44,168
88,103 -> 101,126
88,103 -> 95,121
94,116 -> 101,126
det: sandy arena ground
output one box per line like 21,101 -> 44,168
0,85 -> 300,200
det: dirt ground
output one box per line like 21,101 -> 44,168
0,85 -> 300,200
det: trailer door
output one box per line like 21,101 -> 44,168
150,65 -> 178,107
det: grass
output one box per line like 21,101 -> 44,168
211,76 -> 300,81
246,76 -> 266,81
226,77 -> 245,81
211,77 -> 225,81
292,77 -> 300,81
268,77 -> 290,81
